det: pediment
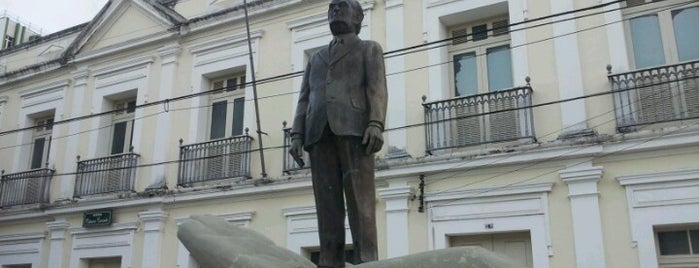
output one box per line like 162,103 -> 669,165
69,0 -> 185,57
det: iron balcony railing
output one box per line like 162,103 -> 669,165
74,152 -> 139,198
282,122 -> 311,174
0,168 -> 53,207
608,60 -> 699,132
178,133 -> 253,186
423,86 -> 535,153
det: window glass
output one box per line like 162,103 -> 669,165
31,137 -> 45,169
111,121 -> 127,155
487,45 -> 513,91
672,7 -> 699,62
210,101 -> 227,139
658,230 -> 691,255
454,52 -> 478,96
691,230 -> 699,254
226,78 -> 238,91
630,15 -> 666,68
472,24 -> 488,41
232,97 -> 245,136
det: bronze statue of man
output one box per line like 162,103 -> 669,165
289,0 -> 387,267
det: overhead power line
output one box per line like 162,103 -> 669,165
0,0 -> 654,137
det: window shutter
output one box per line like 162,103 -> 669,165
213,80 -> 225,92
492,19 -> 509,36
232,97 -> 245,136
452,29 -> 469,45
626,0 -> 646,7
210,101 -> 228,140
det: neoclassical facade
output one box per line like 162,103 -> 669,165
0,0 -> 697,267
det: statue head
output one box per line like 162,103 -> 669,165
328,0 -> 364,36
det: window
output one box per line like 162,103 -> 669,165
30,116 -> 53,169
209,73 -> 246,140
110,99 -> 136,155
3,35 -> 14,49
656,227 -> 699,266
450,16 -> 512,96
626,1 -> 699,68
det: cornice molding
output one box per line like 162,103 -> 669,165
17,80 -> 70,99
617,168 -> 699,186
189,30 -> 264,55
0,232 -> 45,242
425,182 -> 553,202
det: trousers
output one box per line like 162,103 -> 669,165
309,127 -> 378,268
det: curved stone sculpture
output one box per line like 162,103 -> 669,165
177,215 -> 522,268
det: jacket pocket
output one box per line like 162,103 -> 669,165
350,93 -> 366,110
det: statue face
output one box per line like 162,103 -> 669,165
328,0 -> 355,35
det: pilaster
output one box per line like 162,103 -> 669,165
47,220 -> 71,268
377,178 -> 414,258
139,209 -> 169,268
61,68 -> 90,199
551,0 -> 589,135
384,0 -> 409,158
150,45 -> 181,187
560,165 -> 605,268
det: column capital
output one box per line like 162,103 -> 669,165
157,44 -> 181,64
378,185 -> 414,200
71,67 -> 90,85
139,210 -> 169,232
384,0 -> 403,9
560,166 -> 603,184
47,221 -> 71,240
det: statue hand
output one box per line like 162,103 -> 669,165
362,125 -> 384,155
289,138 -> 305,167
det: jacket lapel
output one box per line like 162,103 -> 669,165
329,35 -> 360,66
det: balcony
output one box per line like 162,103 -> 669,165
0,168 -> 53,207
178,134 -> 253,186
282,122 -> 311,174
74,153 -> 140,198
423,86 -> 535,153
609,60 -> 699,132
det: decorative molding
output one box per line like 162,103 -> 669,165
220,211 -> 255,223
560,166 -> 603,184
93,56 -> 155,78
286,13 -> 327,30
0,96 -> 7,104
18,80 -> 69,99
617,169 -> 699,186
385,0 -> 404,9
426,182 -> 553,202
138,210 -> 169,223
70,222 -> 138,235
378,185 -> 413,200
189,30 -> 264,55
282,205 -> 316,217
158,44 -> 181,64
0,232 -> 45,243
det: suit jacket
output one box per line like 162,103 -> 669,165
291,34 -> 387,149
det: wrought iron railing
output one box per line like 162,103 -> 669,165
74,153 -> 139,198
608,60 -> 699,132
178,133 -> 253,186
423,86 -> 535,153
0,168 -> 53,207
282,122 -> 311,174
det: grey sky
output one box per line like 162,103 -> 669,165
0,0 -> 108,35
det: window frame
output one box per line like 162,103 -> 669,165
109,98 -> 136,155
208,72 -> 247,140
29,116 -> 53,169
623,0 -> 699,69
655,225 -> 699,266
448,16 -> 512,97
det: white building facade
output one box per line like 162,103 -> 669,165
0,0 -> 697,267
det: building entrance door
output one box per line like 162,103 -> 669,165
449,231 -> 533,268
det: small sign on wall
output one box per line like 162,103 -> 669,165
83,209 -> 113,227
